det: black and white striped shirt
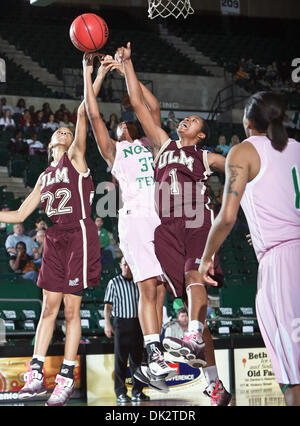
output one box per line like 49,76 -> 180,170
104,274 -> 139,319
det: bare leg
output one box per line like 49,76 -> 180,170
137,277 -> 160,335
33,290 -> 63,357
156,282 -> 166,332
185,270 -> 208,325
63,293 -> 82,361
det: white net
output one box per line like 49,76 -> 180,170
148,0 -> 194,19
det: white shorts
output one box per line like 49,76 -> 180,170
256,239 -> 300,385
118,208 -> 163,283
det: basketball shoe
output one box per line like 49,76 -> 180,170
45,374 -> 75,406
18,361 -> 47,399
203,380 -> 232,406
134,345 -> 177,392
148,345 -> 178,380
163,332 -> 207,368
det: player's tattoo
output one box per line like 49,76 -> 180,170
227,164 -> 243,197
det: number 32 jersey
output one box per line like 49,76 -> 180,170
111,139 -> 157,215
40,152 -> 94,225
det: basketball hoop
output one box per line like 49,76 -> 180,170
148,0 -> 194,19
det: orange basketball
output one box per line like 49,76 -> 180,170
69,13 -> 109,53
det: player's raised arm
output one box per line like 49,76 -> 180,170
104,56 -> 162,128
0,174 -> 42,224
83,53 -> 116,169
117,42 -> 168,152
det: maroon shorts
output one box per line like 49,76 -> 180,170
37,217 -> 101,294
154,217 -> 223,298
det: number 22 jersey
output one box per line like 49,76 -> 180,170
40,152 -> 95,224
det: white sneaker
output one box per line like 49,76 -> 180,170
148,346 -> 177,380
18,362 -> 47,399
45,374 -> 75,406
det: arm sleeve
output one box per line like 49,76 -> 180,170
104,279 -> 115,304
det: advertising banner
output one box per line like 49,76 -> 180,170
234,348 -> 285,406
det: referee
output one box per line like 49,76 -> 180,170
104,257 -> 150,404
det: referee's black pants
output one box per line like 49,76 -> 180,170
113,317 -> 144,397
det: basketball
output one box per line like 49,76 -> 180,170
69,13 -> 109,53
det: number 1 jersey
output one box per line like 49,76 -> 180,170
40,152 -> 95,224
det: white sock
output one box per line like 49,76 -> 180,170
203,365 -> 219,385
188,320 -> 204,340
144,334 -> 160,345
32,355 -> 45,363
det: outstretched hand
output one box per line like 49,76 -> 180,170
115,41 -> 131,63
198,259 -> 218,287
100,56 -> 125,77
82,52 -> 100,74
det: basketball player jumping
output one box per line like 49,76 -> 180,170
83,53 -> 177,391
0,56 -> 103,407
115,42 -> 231,405
198,92 -> 300,406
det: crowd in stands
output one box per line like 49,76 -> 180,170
234,58 -> 300,98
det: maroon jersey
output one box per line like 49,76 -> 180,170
40,152 -> 94,225
154,140 -> 213,223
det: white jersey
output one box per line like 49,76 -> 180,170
111,139 -> 158,216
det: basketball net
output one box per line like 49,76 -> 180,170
148,0 -> 194,19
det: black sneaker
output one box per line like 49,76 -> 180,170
116,393 -> 131,404
131,392 -> 150,402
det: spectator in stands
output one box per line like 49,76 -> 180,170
33,229 -> 45,268
164,307 -> 189,339
229,134 -> 240,149
70,107 -> 78,126
34,110 -> 45,134
20,109 -> 34,135
215,135 -> 230,156
106,113 -> 119,139
5,223 -> 38,258
8,129 -> 29,156
28,216 -> 48,239
9,241 -> 39,282
42,102 -> 53,122
1,97 -> 14,115
0,109 -> 16,131
167,120 -> 179,140
59,112 -> 75,133
28,105 -> 36,119
234,66 -> 249,89
42,113 -> 59,133
245,58 -> 255,75
14,98 -> 26,115
266,61 -> 279,81
25,132 -> 45,156
55,104 -> 71,122
121,93 -> 134,121
163,110 -> 180,128
94,216 -> 115,259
